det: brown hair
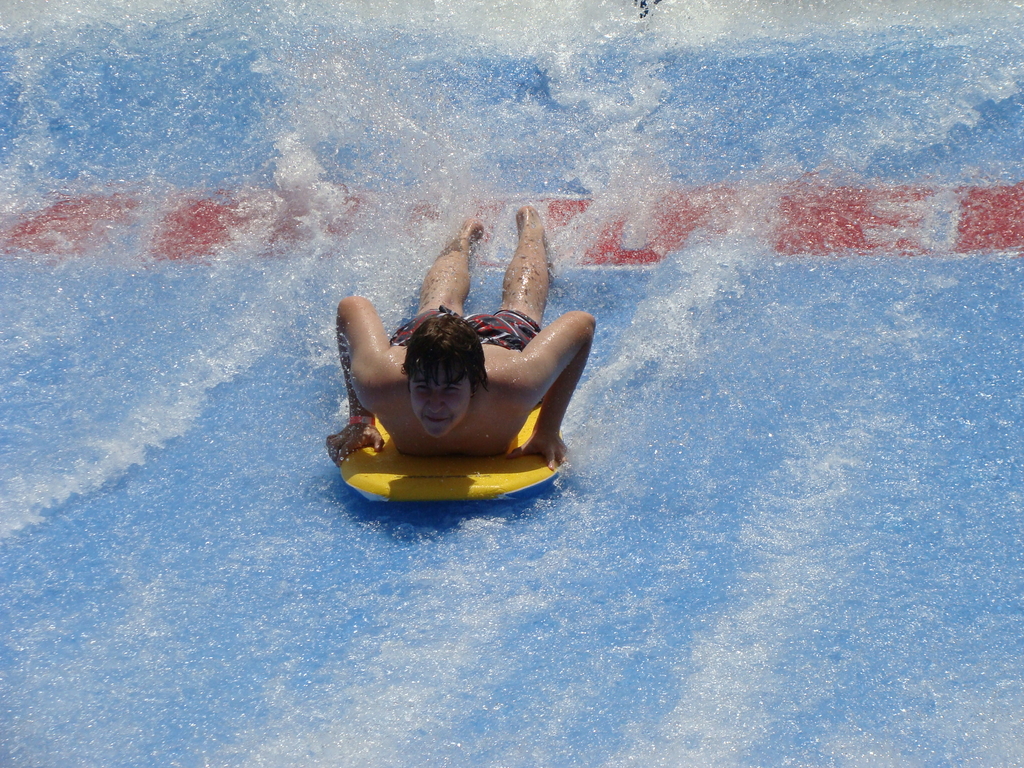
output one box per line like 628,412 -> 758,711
402,312 -> 488,392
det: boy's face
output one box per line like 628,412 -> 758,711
409,372 -> 472,437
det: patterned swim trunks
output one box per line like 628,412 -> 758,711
389,306 -> 541,351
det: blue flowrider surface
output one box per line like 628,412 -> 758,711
3,3 -> 1024,766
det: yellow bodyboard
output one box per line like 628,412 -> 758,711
341,407 -> 556,502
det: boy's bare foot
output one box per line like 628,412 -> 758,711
516,206 -> 543,239
460,218 -> 485,248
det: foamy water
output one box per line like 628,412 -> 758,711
2,1 -> 1024,766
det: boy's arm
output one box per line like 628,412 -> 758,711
507,310 -> 595,468
326,296 -> 391,466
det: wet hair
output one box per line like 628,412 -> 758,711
402,312 -> 488,393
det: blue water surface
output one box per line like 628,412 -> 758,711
2,6 -> 1024,767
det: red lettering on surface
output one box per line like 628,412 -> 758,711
955,184 -> 1024,253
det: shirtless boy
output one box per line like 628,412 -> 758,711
326,205 -> 595,470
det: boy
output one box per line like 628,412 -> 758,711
326,206 -> 594,469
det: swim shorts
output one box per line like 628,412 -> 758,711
389,306 -> 541,351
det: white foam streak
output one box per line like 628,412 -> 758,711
0,0 -> 220,29
0,261 -> 310,538
4,0 -> 1022,49
606,425 -> 876,767
568,236 -> 760,471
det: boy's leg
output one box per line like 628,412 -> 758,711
417,219 -> 483,315
499,206 -> 550,324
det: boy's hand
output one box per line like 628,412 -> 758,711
326,423 -> 385,466
506,430 -> 566,470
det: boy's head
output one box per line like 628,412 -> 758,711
402,312 -> 487,436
